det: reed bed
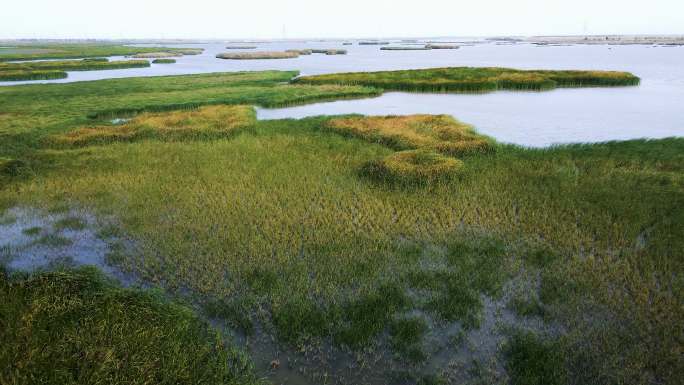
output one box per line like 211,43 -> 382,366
216,51 -> 299,60
361,149 -> 463,184
52,105 -> 256,146
82,57 -> 109,62
326,114 -> 495,156
152,58 -> 176,64
293,67 -> 641,93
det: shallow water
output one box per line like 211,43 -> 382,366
1,41 -> 683,146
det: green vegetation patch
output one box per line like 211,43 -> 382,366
294,66 -> 641,93
0,44 -> 202,62
216,51 -> 299,60
52,105 -> 256,146
0,59 -> 150,73
0,69 -> 67,81
503,331 -> 567,385
0,268 -> 258,385
153,58 -> 176,64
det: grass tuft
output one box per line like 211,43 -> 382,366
361,149 -> 463,184
152,58 -> 176,64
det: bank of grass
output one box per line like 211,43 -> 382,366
0,69 -> 67,81
52,105 -> 256,146
0,70 -> 681,384
0,59 -> 150,73
216,51 -> 299,60
0,267 -> 259,385
293,66 -> 641,92
0,44 -> 202,62
153,58 -> 177,64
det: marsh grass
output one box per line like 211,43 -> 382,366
0,44 -> 201,62
326,115 -> 495,156
52,105 -> 256,146
152,58 -> 176,64
0,70 -> 681,385
294,67 -> 641,93
0,59 -> 151,81
216,51 -> 299,60
503,331 -> 567,385
0,268 -> 258,385
0,69 -> 67,81
131,52 -> 181,58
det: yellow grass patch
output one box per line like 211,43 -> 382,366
362,149 -> 463,183
327,114 -> 494,156
52,105 -> 255,146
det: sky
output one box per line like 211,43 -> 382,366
2,0 -> 683,39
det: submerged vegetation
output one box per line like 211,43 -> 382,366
294,66 -> 641,92
216,51 -> 300,60
0,68 -> 681,385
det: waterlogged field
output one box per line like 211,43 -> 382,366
0,70 -> 682,385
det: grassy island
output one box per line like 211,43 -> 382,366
0,44 -> 202,62
152,58 -> 176,64
293,66 -> 641,92
0,59 -> 151,81
216,51 -> 300,60
0,69 -> 679,385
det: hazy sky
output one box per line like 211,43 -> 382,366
3,0 -> 683,39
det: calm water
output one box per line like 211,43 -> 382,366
2,41 -> 683,146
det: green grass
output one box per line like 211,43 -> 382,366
0,69 -> 67,81
0,267 -> 259,385
0,59 -> 150,73
0,69 -> 681,384
293,66 -> 641,92
153,58 -> 177,64
216,51 -> 299,60
503,331 -> 567,385
0,44 -> 202,62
